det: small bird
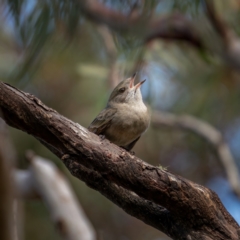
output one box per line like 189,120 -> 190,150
88,74 -> 150,151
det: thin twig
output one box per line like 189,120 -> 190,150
204,0 -> 231,46
152,110 -> 240,197
97,25 -> 120,88
204,0 -> 240,70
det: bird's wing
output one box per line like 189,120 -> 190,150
88,107 -> 117,135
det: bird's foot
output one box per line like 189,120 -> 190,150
129,150 -> 135,155
120,146 -> 135,155
99,135 -> 106,140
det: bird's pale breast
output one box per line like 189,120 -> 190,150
104,102 -> 149,147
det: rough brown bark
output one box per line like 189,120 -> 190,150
0,82 -> 239,240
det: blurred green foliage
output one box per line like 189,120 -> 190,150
1,0 -> 240,239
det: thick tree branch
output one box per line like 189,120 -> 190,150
0,82 -> 239,240
37,136 -> 180,237
66,159 -> 182,236
146,14 -> 204,49
78,0 -> 147,32
151,111 -> 240,198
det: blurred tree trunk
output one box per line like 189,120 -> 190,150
0,120 -> 14,240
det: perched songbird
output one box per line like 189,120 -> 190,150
88,74 -> 150,151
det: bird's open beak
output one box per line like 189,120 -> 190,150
129,73 -> 146,90
134,79 -> 146,90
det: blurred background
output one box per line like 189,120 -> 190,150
0,0 -> 240,239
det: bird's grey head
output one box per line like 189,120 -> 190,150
108,74 -> 146,105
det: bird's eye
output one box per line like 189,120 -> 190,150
119,87 -> 126,93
